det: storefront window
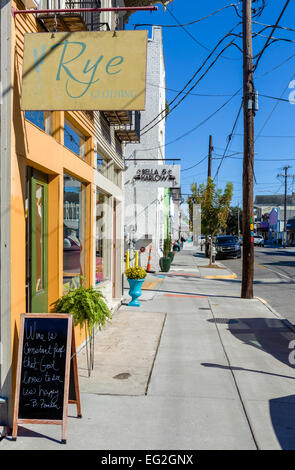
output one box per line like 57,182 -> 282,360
63,174 -> 85,287
64,119 -> 86,159
96,191 -> 111,284
25,111 -> 52,134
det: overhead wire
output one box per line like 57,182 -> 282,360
141,37 -> 242,137
165,5 -> 241,61
140,22 -> 242,135
253,0 -> 291,71
131,3 -> 241,30
181,155 -> 208,172
213,100 -> 243,180
125,88 -> 241,157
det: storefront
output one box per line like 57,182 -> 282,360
0,0 -> 148,430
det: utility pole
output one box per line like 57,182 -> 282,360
241,0 -> 255,299
205,135 -> 213,257
238,203 -> 240,236
208,135 -> 213,180
277,166 -> 295,248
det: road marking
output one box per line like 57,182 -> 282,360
255,263 -> 294,281
203,273 -> 237,279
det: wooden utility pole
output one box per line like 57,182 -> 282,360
241,0 -> 255,299
208,135 -> 213,180
205,135 -> 213,257
283,166 -> 290,248
277,166 -> 295,248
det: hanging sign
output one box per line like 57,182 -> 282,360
127,164 -> 181,188
12,314 -> 81,444
21,31 -> 148,111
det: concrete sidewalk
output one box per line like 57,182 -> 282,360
2,248 -> 295,450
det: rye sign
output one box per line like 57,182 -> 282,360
21,31 -> 147,111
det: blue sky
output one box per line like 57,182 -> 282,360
126,0 -> 295,207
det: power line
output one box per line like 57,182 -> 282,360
213,101 -> 243,180
233,133 -> 295,138
255,71 -> 295,143
165,6 -> 241,61
253,0 -> 291,71
253,20 -> 295,35
131,3 -> 241,30
127,89 -> 241,155
141,37 -> 242,137
256,52 -> 295,78
140,23 -> 241,134
146,82 -> 236,97
181,155 -> 208,172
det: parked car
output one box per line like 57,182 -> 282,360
214,235 -> 241,259
238,236 -> 243,245
253,234 -> 265,246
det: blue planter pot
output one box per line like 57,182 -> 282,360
127,278 -> 144,307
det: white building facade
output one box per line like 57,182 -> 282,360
124,26 -> 168,270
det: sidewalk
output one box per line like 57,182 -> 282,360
2,248 -> 295,450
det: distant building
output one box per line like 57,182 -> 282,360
254,194 -> 295,244
124,26 -> 173,270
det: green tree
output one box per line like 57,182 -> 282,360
201,178 -> 233,265
226,206 -> 242,235
187,182 -> 204,230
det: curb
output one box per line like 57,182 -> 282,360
203,273 -> 238,279
198,260 -> 238,280
255,296 -> 295,333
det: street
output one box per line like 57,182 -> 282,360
221,247 -> 295,325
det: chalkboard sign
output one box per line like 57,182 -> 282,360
12,314 -> 81,443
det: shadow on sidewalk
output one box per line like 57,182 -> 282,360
204,317 -> 295,449
202,363 -> 295,450
269,396 -> 295,450
152,288 -> 240,299
207,317 -> 295,368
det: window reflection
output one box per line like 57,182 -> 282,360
35,184 -> 43,292
96,191 -> 110,284
25,111 -> 52,134
63,174 -> 85,287
64,119 -> 86,159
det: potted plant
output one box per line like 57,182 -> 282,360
159,234 -> 172,272
168,250 -> 174,263
54,280 -> 111,377
125,266 -> 147,307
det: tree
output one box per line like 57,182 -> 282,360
187,182 -> 204,231
226,206 -> 243,235
201,178 -> 233,265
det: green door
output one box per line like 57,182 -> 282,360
30,170 -> 48,312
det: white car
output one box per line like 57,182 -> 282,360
253,235 -> 265,246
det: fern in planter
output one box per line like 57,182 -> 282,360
54,281 -> 111,376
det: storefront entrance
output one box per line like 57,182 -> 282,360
26,168 -> 48,313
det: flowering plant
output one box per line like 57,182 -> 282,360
125,266 -> 147,280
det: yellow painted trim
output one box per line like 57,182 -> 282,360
203,273 -> 237,279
